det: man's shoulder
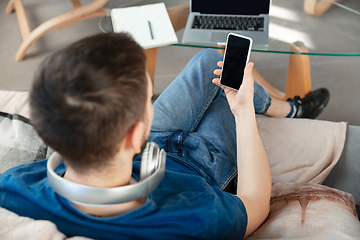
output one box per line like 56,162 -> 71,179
0,160 -> 48,200
0,159 -> 49,184
0,159 -> 58,215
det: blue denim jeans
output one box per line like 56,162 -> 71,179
149,48 -> 271,190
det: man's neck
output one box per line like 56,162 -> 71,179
63,165 -> 132,188
69,177 -> 147,217
62,152 -> 146,217
63,170 -> 146,217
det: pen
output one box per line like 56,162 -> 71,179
148,21 -> 154,40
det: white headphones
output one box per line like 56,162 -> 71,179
47,142 -> 166,206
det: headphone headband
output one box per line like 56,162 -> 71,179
47,143 -> 166,206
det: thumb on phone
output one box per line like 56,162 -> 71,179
242,62 -> 255,87
233,62 -> 255,113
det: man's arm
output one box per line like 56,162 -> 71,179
235,105 -> 271,237
213,62 -> 271,237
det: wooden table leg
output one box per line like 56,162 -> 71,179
167,3 -> 190,32
284,41 -> 312,99
304,0 -> 338,17
145,48 -> 158,85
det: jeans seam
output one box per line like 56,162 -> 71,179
190,85 -> 220,133
166,130 -> 182,153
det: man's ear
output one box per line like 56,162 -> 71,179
124,122 -> 144,154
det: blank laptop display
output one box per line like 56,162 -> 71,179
182,0 -> 271,47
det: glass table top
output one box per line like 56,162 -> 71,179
173,0 -> 360,57
101,0 -> 360,57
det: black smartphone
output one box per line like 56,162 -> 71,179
220,33 -> 253,91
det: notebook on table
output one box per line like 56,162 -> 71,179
182,0 -> 271,47
110,3 -> 178,49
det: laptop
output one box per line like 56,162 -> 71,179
182,0 -> 271,47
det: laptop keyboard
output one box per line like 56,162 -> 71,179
191,15 -> 264,31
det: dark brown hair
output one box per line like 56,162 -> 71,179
30,33 -> 147,171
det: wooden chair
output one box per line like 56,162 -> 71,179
5,0 -> 109,62
5,0 -> 188,84
304,0 -> 338,17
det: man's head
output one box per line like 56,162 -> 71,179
30,33 -> 152,172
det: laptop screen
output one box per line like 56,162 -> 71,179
191,0 -> 270,15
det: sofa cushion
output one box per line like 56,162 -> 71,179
0,207 -> 92,240
247,183 -> 360,239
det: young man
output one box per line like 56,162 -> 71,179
0,33 -> 340,239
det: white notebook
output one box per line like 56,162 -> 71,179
110,3 -> 178,49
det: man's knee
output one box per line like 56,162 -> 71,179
195,48 -> 223,64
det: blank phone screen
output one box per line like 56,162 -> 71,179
220,34 -> 251,90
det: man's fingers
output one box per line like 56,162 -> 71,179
212,78 -> 226,91
244,62 -> 254,74
213,61 -> 254,94
214,61 -> 223,76
212,78 -> 220,86
212,78 -> 234,95
213,69 -> 222,76
243,62 -> 255,84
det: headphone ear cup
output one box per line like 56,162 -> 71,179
140,142 -> 161,181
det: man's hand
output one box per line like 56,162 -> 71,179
212,61 -> 255,116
